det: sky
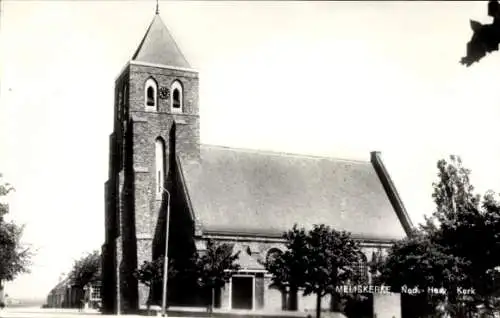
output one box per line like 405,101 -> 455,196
1,0 -> 500,301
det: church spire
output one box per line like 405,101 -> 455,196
131,6 -> 191,68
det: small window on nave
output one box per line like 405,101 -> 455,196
355,252 -> 369,284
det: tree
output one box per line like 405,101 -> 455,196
195,240 -> 240,315
460,0 -> 500,66
69,250 -> 101,289
380,156 -> 500,317
0,174 -> 14,219
380,231 -> 461,317
68,250 -> 101,309
134,257 -> 177,307
134,241 -> 239,311
0,221 -> 32,282
304,225 -> 361,318
265,225 -> 309,311
266,224 -> 361,318
0,174 -> 32,288
429,157 -> 500,316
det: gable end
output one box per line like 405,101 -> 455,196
370,151 -> 414,237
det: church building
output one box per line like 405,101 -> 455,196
101,9 -> 414,316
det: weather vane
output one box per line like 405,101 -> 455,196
156,0 -> 159,15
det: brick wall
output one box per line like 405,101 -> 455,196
265,278 -> 284,312
255,274 -> 265,309
128,65 -> 199,114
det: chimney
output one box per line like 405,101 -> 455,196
370,151 -> 382,164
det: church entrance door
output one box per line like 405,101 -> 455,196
231,276 -> 254,310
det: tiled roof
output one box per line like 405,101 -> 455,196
132,14 -> 190,68
180,145 -> 407,241
51,277 -> 70,293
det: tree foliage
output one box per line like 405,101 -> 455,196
265,225 -> 309,310
0,174 -> 32,283
134,257 -> 178,307
0,221 -> 32,282
69,250 -> 101,289
195,240 -> 240,312
380,156 -> 500,317
134,240 -> 240,311
265,224 -> 362,318
135,258 -> 177,288
0,177 -> 14,219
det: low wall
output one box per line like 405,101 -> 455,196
139,306 -> 311,318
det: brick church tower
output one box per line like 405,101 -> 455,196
101,10 -> 200,314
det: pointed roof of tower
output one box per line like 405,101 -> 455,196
132,13 -> 191,68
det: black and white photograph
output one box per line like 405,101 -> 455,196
1,1 -> 500,318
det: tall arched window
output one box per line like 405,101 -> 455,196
155,137 -> 166,197
170,80 -> 183,113
145,78 -> 158,111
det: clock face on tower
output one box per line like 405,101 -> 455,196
159,86 -> 170,100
